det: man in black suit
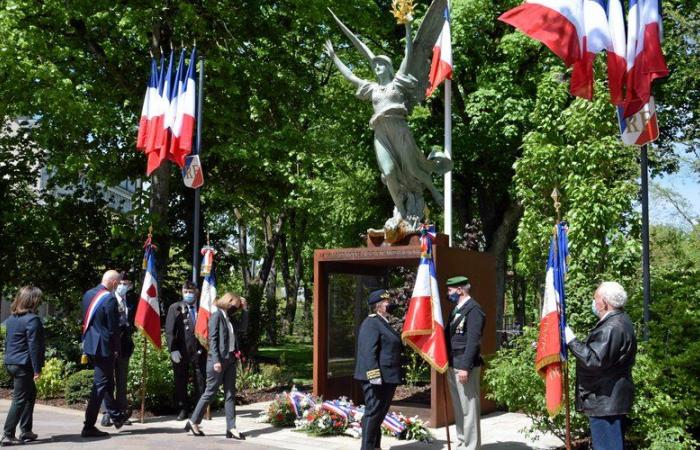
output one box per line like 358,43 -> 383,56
354,289 -> 403,450
165,280 -> 207,420
445,276 -> 485,450
81,270 -> 126,438
101,272 -> 137,427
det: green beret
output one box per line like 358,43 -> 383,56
446,276 -> 470,287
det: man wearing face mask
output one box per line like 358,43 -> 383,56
165,280 -> 207,421
354,289 -> 403,450
564,281 -> 637,450
80,270 -> 126,438
445,276 -> 485,450
100,272 -> 137,427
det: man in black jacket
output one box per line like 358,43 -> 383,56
165,280 -> 207,420
565,281 -> 637,450
445,276 -> 485,450
101,272 -> 137,427
354,289 -> 402,450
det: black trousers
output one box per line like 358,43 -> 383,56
3,364 -> 36,437
101,354 -> 130,414
360,382 -> 397,450
172,351 -> 206,412
191,357 -> 238,429
84,355 -> 121,429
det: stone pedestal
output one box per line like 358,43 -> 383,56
313,237 -> 498,427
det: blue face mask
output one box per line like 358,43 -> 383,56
184,293 -> 196,304
116,284 -> 128,297
448,292 -> 460,303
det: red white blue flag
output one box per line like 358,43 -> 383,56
607,0 -> 627,105
136,58 -> 159,151
426,7 -> 452,97
194,246 -> 217,346
169,48 -> 197,168
499,0 -> 612,100
401,225 -> 449,373
622,0 -> 668,118
135,238 -> 162,348
536,222 -> 569,416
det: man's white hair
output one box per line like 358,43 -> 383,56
597,281 -> 628,309
101,270 -> 121,285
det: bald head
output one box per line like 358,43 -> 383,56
102,270 -> 121,291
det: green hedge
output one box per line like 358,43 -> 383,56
65,370 -> 94,404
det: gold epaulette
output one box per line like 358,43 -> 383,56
366,368 -> 381,379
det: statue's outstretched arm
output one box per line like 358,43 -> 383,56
328,8 -> 376,65
398,21 -> 413,75
325,40 -> 364,88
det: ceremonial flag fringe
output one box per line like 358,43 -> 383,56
426,7 -> 452,97
139,48 -> 197,176
135,237 -> 162,348
535,222 -> 569,416
194,246 -> 217,347
401,225 -> 449,373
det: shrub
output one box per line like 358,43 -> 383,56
0,353 -> 11,388
404,351 -> 430,386
65,370 -> 94,404
36,358 -> 65,399
127,334 -> 174,414
237,360 -> 277,391
43,316 -> 82,364
260,363 -> 290,386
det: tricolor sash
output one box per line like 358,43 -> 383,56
82,289 -> 112,336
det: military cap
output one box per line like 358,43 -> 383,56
368,289 -> 390,306
446,275 -> 470,287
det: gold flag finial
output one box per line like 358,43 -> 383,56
391,0 -> 415,24
551,187 -> 562,223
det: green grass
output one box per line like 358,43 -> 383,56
254,337 -> 313,385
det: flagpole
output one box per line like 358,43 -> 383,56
442,372 -> 453,450
140,334 -> 147,423
192,55 -> 204,285
640,143 -> 650,341
551,189 -> 571,450
444,79 -> 453,246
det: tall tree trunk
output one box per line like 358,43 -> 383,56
149,161 -> 171,287
234,208 -> 251,290
280,232 -> 296,336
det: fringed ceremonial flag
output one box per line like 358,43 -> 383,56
426,7 -> 452,97
194,245 -> 217,346
401,225 -> 449,373
135,237 -> 162,348
535,222 -> 569,416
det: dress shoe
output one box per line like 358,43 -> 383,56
122,419 -> 132,426
176,409 -> 188,421
226,428 -> 245,440
0,435 -> 22,446
184,420 -> 205,437
19,431 -> 38,442
101,414 -> 113,427
81,427 -> 109,438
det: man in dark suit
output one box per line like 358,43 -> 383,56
101,272 -> 137,427
354,289 -> 403,450
165,280 -> 207,420
81,270 -> 126,438
445,276 -> 485,450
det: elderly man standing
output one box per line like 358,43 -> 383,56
565,281 -> 637,450
445,276 -> 485,450
80,270 -> 125,438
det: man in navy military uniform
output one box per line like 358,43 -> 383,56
445,276 -> 485,450
165,280 -> 207,420
354,289 -> 402,450
81,270 -> 126,438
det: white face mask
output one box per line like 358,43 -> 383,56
591,299 -> 599,317
116,284 -> 128,297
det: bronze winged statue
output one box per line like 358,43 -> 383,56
325,0 -> 453,237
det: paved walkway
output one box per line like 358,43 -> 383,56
0,399 -> 564,449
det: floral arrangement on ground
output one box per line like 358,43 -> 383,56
262,387 -> 434,442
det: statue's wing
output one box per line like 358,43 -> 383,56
328,8 -> 375,63
402,0 -> 448,109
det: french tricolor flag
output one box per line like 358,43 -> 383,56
146,55 -> 170,175
607,0 -> 627,105
622,0 -> 668,117
194,246 -> 217,347
136,59 -> 159,151
499,0 -> 612,100
135,244 -> 162,348
426,8 -> 452,97
401,226 -> 449,373
169,48 -> 197,168
161,49 -> 185,158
